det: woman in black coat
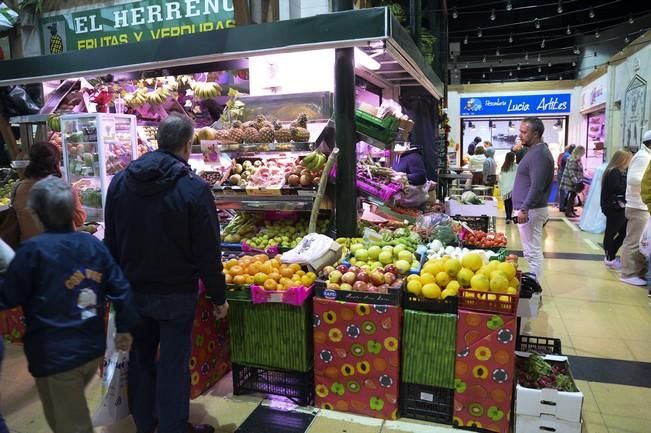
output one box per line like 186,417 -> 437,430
601,149 -> 633,268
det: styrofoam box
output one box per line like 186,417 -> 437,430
445,198 -> 498,217
515,353 -> 584,422
516,414 -> 582,433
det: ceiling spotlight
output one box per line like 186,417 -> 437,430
589,7 -> 595,19
517,63 -> 521,70
629,14 -> 634,24
465,63 -> 469,68
482,55 -> 487,63
595,29 -> 600,39
490,9 -> 496,21
546,75 -> 549,80
452,7 -> 458,19
496,48 -> 500,56
482,73 -> 486,79
548,61 -> 552,67
525,51 -> 529,60
506,0 -> 512,11
464,35 -> 468,45
625,36 -> 630,43
541,39 -> 546,48
467,81 -> 471,85
534,18 -> 541,29
509,33 -> 513,43
557,1 -> 563,13
566,25 -> 572,35
559,75 -> 563,81
538,66 -> 542,72
509,71 -> 513,77
572,61 -> 576,67
537,53 -> 541,62
477,27 -> 483,38
489,65 -> 493,72
573,46 -> 581,55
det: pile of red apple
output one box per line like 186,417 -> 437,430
320,263 -> 402,294
463,230 -> 507,249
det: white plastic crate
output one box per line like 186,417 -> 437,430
515,353 -> 584,422
445,197 -> 498,217
516,414 -> 582,433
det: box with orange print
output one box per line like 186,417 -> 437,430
453,309 -> 517,433
313,298 -> 401,420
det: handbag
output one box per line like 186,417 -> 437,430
574,182 -> 585,193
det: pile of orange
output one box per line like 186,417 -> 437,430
222,254 -> 317,291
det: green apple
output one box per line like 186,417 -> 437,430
355,248 -> 369,262
398,250 -> 413,262
350,243 -> 365,254
394,259 -> 411,274
368,245 -> 382,260
378,251 -> 393,265
382,245 -> 394,253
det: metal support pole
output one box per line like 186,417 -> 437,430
334,47 -> 357,237
333,0 -> 356,237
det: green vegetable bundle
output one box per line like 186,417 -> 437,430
516,354 -> 578,392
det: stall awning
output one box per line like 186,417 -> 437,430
0,7 -> 444,99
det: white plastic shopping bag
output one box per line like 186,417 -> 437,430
639,217 -> 651,258
92,310 -> 130,426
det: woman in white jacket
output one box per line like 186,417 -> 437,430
498,151 -> 517,223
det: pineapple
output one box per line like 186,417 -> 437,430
273,120 -> 291,143
228,120 -> 244,143
258,126 -> 274,143
215,129 -> 231,142
242,120 -> 257,130
243,127 -> 260,143
255,114 -> 273,130
290,113 -> 310,142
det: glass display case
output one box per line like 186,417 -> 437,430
60,114 -> 137,222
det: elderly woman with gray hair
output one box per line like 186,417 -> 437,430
0,176 -> 137,433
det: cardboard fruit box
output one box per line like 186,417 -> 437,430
515,352 -> 584,423
445,197 -> 498,217
515,413 -> 582,433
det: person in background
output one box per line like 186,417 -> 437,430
483,147 -> 497,186
392,146 -> 427,185
601,149 -> 633,269
499,151 -> 517,224
511,137 -> 529,164
483,140 -> 493,148
557,144 -> 576,212
559,146 -> 586,218
620,130 -> 651,286
639,157 -> 651,297
468,145 -> 486,186
105,114 -> 228,433
12,142 -> 86,242
467,136 -> 482,156
512,117 -> 555,280
0,176 -> 136,433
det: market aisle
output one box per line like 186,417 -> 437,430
2,211 -> 651,433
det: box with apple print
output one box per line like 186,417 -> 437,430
313,298 -> 401,420
453,309 -> 517,433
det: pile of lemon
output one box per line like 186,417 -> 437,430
405,252 -> 519,301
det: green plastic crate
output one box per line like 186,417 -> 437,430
401,311 -> 456,389
229,299 -> 313,372
355,109 -> 399,144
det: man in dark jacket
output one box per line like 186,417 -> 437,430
467,136 -> 482,156
0,176 -> 135,433
105,114 -> 227,433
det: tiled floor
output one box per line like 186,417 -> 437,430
2,207 -> 651,433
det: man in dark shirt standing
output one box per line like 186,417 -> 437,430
467,136 -> 482,156
512,117 -> 554,280
105,114 -> 228,433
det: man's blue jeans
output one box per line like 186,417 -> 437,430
128,292 -> 198,433
0,339 -> 10,433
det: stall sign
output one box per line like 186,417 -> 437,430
40,0 -> 235,54
461,93 -> 571,116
